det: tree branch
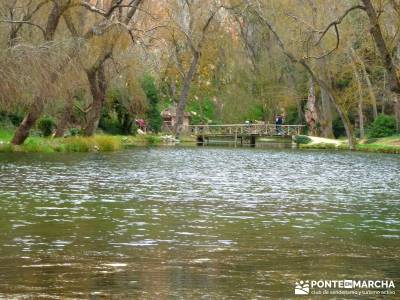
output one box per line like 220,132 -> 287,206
315,5 -> 365,46
0,20 -> 46,37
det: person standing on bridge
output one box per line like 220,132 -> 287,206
275,114 -> 283,135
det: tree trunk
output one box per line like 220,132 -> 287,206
319,84 -> 334,138
300,61 -> 356,150
350,55 -> 365,139
304,78 -> 319,136
55,95 -> 74,137
83,64 -> 107,136
350,48 -> 378,119
11,99 -> 44,145
253,11 -> 356,149
362,0 -> 400,94
394,94 -> 400,132
175,51 -> 200,138
11,1 -> 67,144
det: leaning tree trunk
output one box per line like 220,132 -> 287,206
362,0 -> 400,94
55,95 -> 74,137
11,1 -> 68,144
300,62 -> 356,150
11,98 -> 44,145
83,64 -> 107,136
175,51 -> 200,138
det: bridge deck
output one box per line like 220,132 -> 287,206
188,124 -> 304,137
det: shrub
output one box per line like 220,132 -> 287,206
8,112 -> 23,126
367,114 -> 396,138
332,117 -> 346,138
37,116 -> 56,137
68,128 -> 80,136
145,135 -> 160,145
293,135 -> 311,144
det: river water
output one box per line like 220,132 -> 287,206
0,147 -> 399,298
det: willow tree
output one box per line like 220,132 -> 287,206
246,0 -> 357,148
166,0 -> 224,138
62,0 -> 145,136
5,0 -> 74,145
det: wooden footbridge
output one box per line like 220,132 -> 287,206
187,124 -> 305,146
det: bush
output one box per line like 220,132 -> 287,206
332,117 -> 346,138
8,112 -> 23,126
68,128 -> 80,136
144,135 -> 160,145
37,116 -> 56,137
293,135 -> 311,144
367,114 -> 396,138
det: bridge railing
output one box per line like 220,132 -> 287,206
188,124 -> 305,136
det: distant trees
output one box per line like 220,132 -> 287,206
0,0 -> 400,144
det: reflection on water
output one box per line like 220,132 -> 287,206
0,147 -> 399,298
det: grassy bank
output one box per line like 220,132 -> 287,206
356,135 -> 400,154
0,129 -> 168,153
298,135 -> 400,154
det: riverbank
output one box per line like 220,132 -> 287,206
299,135 -> 400,154
1,128 -> 399,154
0,129 -> 198,153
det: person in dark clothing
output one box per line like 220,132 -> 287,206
275,115 -> 283,134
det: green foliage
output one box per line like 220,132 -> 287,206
293,135 -> 311,144
0,142 -> 13,152
8,112 -> 23,126
335,71 -> 352,90
356,143 -> 400,154
68,128 -> 80,136
37,116 -> 56,137
144,135 -> 161,145
0,129 -> 13,141
99,116 -> 121,135
367,114 -> 397,138
93,135 -> 122,151
61,135 -> 122,152
187,97 -> 216,124
332,117 -> 346,138
142,75 -> 162,132
285,106 -> 301,125
62,137 -> 91,152
300,142 -> 337,150
22,138 -> 54,152
245,104 -> 264,122
100,88 -> 135,135
0,111 -> 23,127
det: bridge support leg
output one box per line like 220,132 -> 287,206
197,136 -> 204,146
250,136 -> 256,147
